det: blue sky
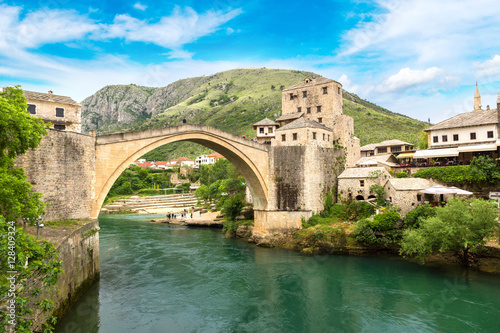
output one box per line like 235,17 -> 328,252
2,0 -> 500,123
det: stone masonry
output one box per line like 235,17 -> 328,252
15,129 -> 96,221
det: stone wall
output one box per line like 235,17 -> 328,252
32,220 -> 100,331
26,99 -> 82,133
15,129 -> 96,221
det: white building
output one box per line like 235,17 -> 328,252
252,118 -> 280,144
194,152 -> 225,168
171,157 -> 195,167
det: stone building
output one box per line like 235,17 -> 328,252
337,166 -> 391,201
354,154 -> 400,170
274,117 -> 334,148
360,139 -> 415,157
23,89 -> 82,132
417,85 -> 500,162
384,178 -> 435,215
252,118 -> 279,144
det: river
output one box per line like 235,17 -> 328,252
55,214 -> 500,333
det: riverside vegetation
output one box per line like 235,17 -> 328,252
0,87 -> 63,332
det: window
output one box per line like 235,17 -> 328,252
322,87 -> 328,94
405,145 -> 412,151
302,91 -> 307,98
293,133 -> 298,141
27,104 -> 36,114
453,134 -> 459,141
488,131 -> 494,138
328,135 -> 330,141
297,107 -> 302,113
306,107 -> 311,114
269,127 -> 273,134
289,93 -> 294,100
442,135 -> 448,142
433,136 -> 438,143
378,147 -> 387,153
317,105 -> 322,113
56,107 -> 64,117
360,180 -> 365,187
281,134 -> 286,142
54,124 -> 66,130
417,194 -> 422,202
338,87 -> 341,94
318,117 -> 322,123
391,146 -> 402,152
259,128 -> 264,134
470,132 -> 476,140
312,132 -> 317,140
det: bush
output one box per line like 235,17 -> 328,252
403,204 -> 436,228
137,188 -> 161,196
355,219 -> 378,246
369,210 -> 400,231
357,201 -> 376,219
395,172 -> 408,178
330,203 -> 347,219
223,195 -> 245,221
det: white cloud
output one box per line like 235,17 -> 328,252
377,67 -> 445,93
338,74 -> 360,94
165,49 -> 195,60
0,5 -> 241,53
98,7 -> 242,49
133,2 -> 148,11
475,55 -> 500,78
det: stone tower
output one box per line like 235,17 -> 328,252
474,82 -> 482,112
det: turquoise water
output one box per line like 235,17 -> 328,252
55,214 -> 500,332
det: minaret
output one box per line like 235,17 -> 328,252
474,82 -> 482,112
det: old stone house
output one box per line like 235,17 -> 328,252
383,178 -> 435,215
337,166 -> 391,201
252,118 -> 279,144
22,89 -> 82,132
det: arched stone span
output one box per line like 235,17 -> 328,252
92,125 -> 270,218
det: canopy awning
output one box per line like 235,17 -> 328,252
420,185 -> 473,195
457,143 -> 498,152
396,152 -> 415,159
413,148 -> 459,158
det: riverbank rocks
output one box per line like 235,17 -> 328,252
236,215 -> 245,220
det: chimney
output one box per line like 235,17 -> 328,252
487,105 -> 490,110
48,90 -> 53,99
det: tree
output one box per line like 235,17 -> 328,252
469,156 -> 500,184
0,86 -> 47,222
0,87 -> 62,331
418,130 -> 428,149
369,184 -> 386,206
400,198 -> 499,265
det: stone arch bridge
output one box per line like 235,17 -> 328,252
92,124 -> 340,235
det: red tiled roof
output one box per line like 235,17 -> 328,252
172,157 -> 194,161
155,161 -> 169,165
207,152 -> 225,158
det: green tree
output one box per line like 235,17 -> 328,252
0,86 -> 47,222
400,198 -> 499,265
418,130 -> 428,149
0,87 -> 62,331
194,184 -> 209,204
469,156 -> 500,184
369,184 -> 386,206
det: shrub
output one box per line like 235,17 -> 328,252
330,203 -> 347,219
357,201 -> 376,219
395,172 -> 408,178
369,210 -> 400,231
403,204 -> 436,228
369,184 -> 386,206
355,219 -> 378,246
223,194 -> 245,221
137,188 -> 161,196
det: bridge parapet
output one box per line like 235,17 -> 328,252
96,125 -> 269,152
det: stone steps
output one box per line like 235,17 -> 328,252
103,194 -> 198,211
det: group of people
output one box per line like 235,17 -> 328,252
166,208 -> 201,219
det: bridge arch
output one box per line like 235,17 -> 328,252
92,125 -> 269,218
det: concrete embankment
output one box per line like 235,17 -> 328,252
101,194 -> 197,214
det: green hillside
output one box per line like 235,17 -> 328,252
81,68 -> 428,160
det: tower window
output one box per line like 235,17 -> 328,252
303,91 -> 307,98
293,133 -> 298,141
338,87 -> 341,94
317,105 -> 322,113
318,117 -> 322,123
313,132 -> 317,140
322,87 -> 327,94
56,107 -> 64,117
306,107 -> 311,114
27,104 -> 36,114
281,134 -> 286,142
298,107 -> 302,113
360,180 -> 365,187
289,93 -> 294,100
